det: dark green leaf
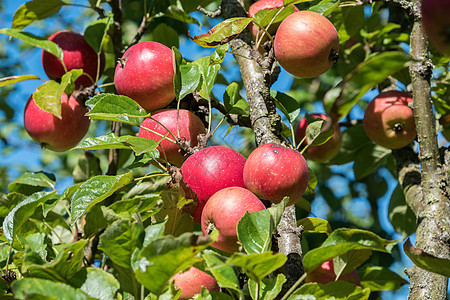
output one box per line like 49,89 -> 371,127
227,252 -> 287,282
403,238 -> 450,277
109,194 -> 161,221
271,91 -> 302,122
223,82 -> 249,116
0,28 -> 63,61
161,5 -> 201,26
0,193 -> 26,217
333,249 -> 373,279
12,0 -> 66,30
203,250 -> 241,293
388,184 -> 417,239
8,171 -> 55,195
359,266 -> 408,291
289,281 -> 370,299
132,232 -> 212,295
72,152 -> 103,183
69,267 -> 120,300
353,144 -> 391,180
190,18 -> 252,47
0,74 -> 40,87
12,278 -> 90,300
248,274 -> 286,300
70,171 -> 134,222
84,14 -> 113,53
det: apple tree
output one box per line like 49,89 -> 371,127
0,0 -> 449,299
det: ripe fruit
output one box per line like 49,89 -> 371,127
24,93 -> 90,152
243,143 -> 309,206
114,41 -> 175,112
305,259 -> 361,286
171,267 -> 220,299
295,113 -> 342,163
363,91 -> 416,149
180,146 -> 247,223
274,11 -> 339,78
138,109 -> 206,167
42,31 -> 106,89
421,0 -> 450,55
201,187 -> 266,252
247,0 -> 299,40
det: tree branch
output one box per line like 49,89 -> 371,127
221,0 -> 304,294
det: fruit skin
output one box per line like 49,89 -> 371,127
138,109 -> 206,167
363,91 -> 416,149
171,267 -> 220,299
295,113 -> 342,163
248,0 -> 299,40
114,41 -> 175,112
305,260 -> 361,286
421,0 -> 450,55
201,187 -> 266,252
42,31 -> 106,89
180,146 -> 247,223
24,93 -> 90,152
274,11 -> 339,78
243,143 -> 309,206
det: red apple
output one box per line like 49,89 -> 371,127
421,0 -> 450,55
274,10 -> 339,78
305,259 -> 361,286
243,143 -> 309,205
363,91 -> 416,149
295,113 -> 342,163
42,31 -> 106,89
180,146 -> 247,223
24,93 -> 90,152
248,0 -> 299,40
114,41 -> 175,112
138,109 -> 206,167
171,267 -> 220,299
201,187 -> 266,252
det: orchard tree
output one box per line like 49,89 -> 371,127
0,0 -> 449,299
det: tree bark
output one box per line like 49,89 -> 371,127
406,1 -> 450,298
221,0 -> 304,293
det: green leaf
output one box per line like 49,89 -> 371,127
252,6 -> 296,34
60,69 -> 83,96
109,194 -> 161,221
144,220 -> 167,247
190,17 -> 252,47
305,117 -> 335,146
72,152 -> 103,183
309,0 -> 341,16
0,28 -> 63,61
0,193 -> 26,217
86,93 -> 147,126
303,228 -> 397,273
388,184 -> 417,239
202,250 -> 241,293
359,266 -> 407,291
193,46 -> 226,100
8,171 -> 55,195
227,252 -> 287,282
153,185 -> 194,237
161,5 -> 201,26
248,274 -> 286,300
98,219 -> 144,269
3,191 -> 58,242
271,91 -> 302,122
84,14 -> 113,53
353,143 -> 391,180
12,278 -> 90,300
403,238 -> 450,278
223,82 -> 249,116
12,0 -> 66,30
325,51 -> 412,120
24,240 -> 88,282
0,74 -> 40,87
333,249 -> 372,279
237,199 -> 286,254
74,133 -> 133,151
289,281 -> 370,300
132,232 -> 212,295
83,204 -> 120,237
297,217 -> 332,234
176,62 -> 202,100
32,80 -> 63,118
70,171 -> 134,222
70,267 -> 120,300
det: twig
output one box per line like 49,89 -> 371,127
197,5 -> 222,18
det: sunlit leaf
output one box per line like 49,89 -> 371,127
403,238 -> 450,277
12,0 -> 66,30
0,74 -> 40,87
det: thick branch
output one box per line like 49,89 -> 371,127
221,0 -> 304,293
406,1 -> 450,298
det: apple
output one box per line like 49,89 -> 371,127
305,259 -> 360,286
295,113 -> 342,163
24,93 -> 90,152
439,114 -> 450,142
114,41 -> 175,112
138,109 -> 206,167
363,91 -> 416,149
421,0 -> 450,55
248,0 -> 299,41
243,143 -> 309,205
180,146 -> 247,223
274,10 -> 339,78
171,267 -> 220,299
201,186 -> 266,252
41,31 -> 106,89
